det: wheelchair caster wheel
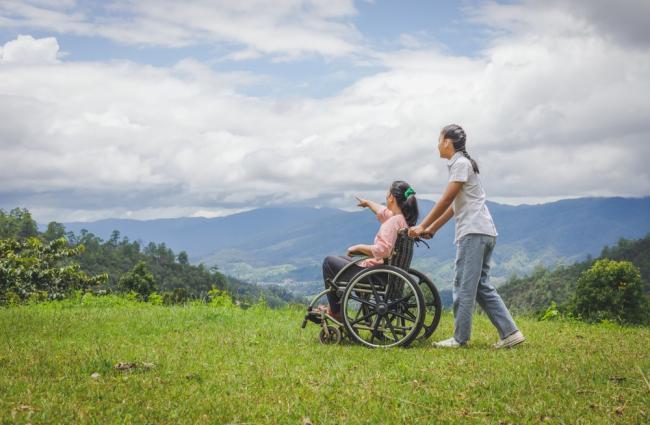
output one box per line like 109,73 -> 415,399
319,326 -> 342,345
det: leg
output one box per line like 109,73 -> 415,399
322,255 -> 364,314
452,234 -> 486,344
474,236 -> 518,339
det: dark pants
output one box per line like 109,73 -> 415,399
322,255 -> 365,314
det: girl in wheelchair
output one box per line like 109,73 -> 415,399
316,180 -> 419,322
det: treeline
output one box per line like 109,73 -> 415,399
1,208 -> 303,308
500,233 -> 650,321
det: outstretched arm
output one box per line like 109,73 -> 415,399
408,182 -> 463,237
355,196 -> 384,215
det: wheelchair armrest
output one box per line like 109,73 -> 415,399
349,254 -> 371,265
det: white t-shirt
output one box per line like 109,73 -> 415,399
447,151 -> 498,244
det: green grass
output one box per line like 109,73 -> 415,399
1,298 -> 649,424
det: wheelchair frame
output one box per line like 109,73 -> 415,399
301,229 -> 442,348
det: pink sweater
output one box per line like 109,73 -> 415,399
359,207 -> 408,267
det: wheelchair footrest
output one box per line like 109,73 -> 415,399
303,310 -> 324,326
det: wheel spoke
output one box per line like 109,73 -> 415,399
354,304 -> 364,321
387,292 -> 414,308
369,279 -> 383,304
384,316 -> 413,333
387,309 -> 417,323
349,294 -> 377,308
370,312 -> 382,337
402,309 -> 417,322
350,309 -> 378,326
384,315 -> 401,342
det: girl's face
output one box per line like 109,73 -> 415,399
386,191 -> 395,207
437,132 -> 452,159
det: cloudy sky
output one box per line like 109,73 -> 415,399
1,0 -> 649,222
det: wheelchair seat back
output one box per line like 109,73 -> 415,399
385,228 -> 415,271
382,229 -> 415,299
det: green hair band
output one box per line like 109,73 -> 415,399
404,187 -> 416,198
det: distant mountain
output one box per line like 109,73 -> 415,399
63,197 -> 650,293
63,207 -> 343,260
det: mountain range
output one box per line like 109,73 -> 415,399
62,197 -> 650,294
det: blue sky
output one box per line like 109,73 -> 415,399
0,0 -> 649,221
0,1 -> 495,98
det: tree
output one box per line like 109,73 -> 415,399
0,237 -> 107,303
571,259 -> 647,324
177,251 -> 189,265
0,208 -> 39,240
43,222 -> 66,242
109,230 -> 121,246
117,261 -> 157,299
2,206 -> 303,308
13,208 -> 39,239
0,210 -> 12,239
163,287 -> 190,305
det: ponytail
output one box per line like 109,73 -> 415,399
390,181 -> 419,226
441,124 -> 479,174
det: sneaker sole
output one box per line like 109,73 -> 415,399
433,343 -> 467,348
503,336 -> 525,348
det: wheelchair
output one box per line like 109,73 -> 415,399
301,229 -> 442,348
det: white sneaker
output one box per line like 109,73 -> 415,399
493,330 -> 525,349
433,337 -> 464,348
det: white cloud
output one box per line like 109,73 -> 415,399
0,0 -> 362,59
0,34 -> 59,64
1,0 -> 650,222
472,0 -> 650,48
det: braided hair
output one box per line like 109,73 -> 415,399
441,124 -> 479,174
389,180 -> 419,226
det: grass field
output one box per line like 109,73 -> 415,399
1,297 -> 649,424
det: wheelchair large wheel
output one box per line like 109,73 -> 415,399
341,266 -> 425,348
408,269 -> 442,340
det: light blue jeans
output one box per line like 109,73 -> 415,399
452,234 -> 518,344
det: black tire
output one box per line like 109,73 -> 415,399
319,326 -> 342,345
341,265 -> 425,348
408,269 -> 442,340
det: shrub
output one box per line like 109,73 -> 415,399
207,286 -> 234,308
162,287 -> 190,305
117,261 -> 157,300
0,237 -> 107,304
148,292 -> 164,306
571,259 -> 647,324
539,301 -> 560,321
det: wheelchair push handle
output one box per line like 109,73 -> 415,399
397,228 -> 431,249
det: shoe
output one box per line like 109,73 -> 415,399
312,305 -> 343,322
433,337 -> 464,348
329,309 -> 344,323
311,305 -> 328,314
493,330 -> 525,349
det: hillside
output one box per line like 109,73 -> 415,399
61,197 -> 650,293
500,234 -> 650,313
2,208 -> 303,308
